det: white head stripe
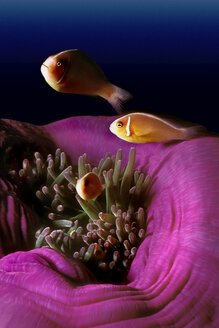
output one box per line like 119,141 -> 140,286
126,116 -> 131,136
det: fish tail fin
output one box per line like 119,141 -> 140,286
107,85 -> 132,113
183,125 -> 207,140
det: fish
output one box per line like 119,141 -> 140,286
40,49 -> 131,113
109,112 -> 204,143
76,172 -> 103,200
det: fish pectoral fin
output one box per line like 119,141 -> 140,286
135,132 -> 155,142
133,130 -> 150,137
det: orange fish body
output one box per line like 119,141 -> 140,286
110,112 -> 202,143
76,172 -> 103,201
41,49 -> 131,112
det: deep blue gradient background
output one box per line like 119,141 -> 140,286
1,0 -> 219,131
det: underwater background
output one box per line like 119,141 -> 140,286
1,0 -> 219,132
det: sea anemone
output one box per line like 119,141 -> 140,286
9,146 -> 149,281
0,116 -> 219,327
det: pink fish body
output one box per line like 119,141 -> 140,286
41,49 -> 131,112
110,112 -> 204,143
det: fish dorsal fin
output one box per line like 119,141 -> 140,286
126,116 -> 131,136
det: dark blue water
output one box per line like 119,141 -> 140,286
1,0 -> 219,131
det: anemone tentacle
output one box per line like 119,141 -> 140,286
9,147 -> 150,281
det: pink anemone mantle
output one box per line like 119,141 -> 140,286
0,115 -> 219,327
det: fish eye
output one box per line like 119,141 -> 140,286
116,121 -> 123,128
84,179 -> 89,186
56,61 -> 62,66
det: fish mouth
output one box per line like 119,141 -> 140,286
40,61 -> 65,84
40,64 -> 48,79
109,123 -> 114,134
